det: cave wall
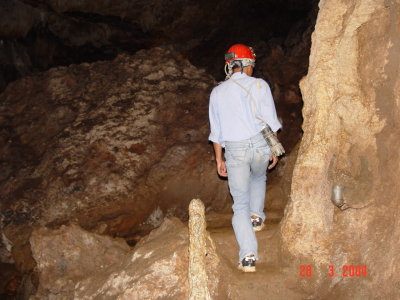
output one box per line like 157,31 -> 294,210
281,0 -> 400,298
0,0 -> 316,92
0,48 -> 231,274
0,0 -> 319,163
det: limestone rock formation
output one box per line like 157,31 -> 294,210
0,47 -> 229,271
30,217 -> 226,299
30,223 -> 131,297
188,199 -> 211,300
281,0 -> 400,298
0,1 -> 319,169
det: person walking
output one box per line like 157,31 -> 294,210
208,44 -> 282,272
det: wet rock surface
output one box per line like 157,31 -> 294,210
0,47 -> 229,273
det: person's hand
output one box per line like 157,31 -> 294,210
268,155 -> 278,169
216,160 -> 228,177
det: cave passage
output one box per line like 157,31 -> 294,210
2,0 -> 399,298
0,0 -> 319,298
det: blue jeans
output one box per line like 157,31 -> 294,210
224,132 -> 271,262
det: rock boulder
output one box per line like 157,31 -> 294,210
0,47 -> 229,268
30,218 -> 226,299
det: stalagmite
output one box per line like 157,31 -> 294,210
188,199 -> 211,300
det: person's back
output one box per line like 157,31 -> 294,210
208,44 -> 282,272
210,72 -> 280,145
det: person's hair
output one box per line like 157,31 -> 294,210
231,60 -> 243,70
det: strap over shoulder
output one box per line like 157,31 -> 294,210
230,77 -> 285,156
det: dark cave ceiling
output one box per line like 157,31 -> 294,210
0,0 -> 318,91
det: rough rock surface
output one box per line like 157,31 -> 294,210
0,47 -> 229,270
255,4 -> 318,152
30,217 -> 227,299
188,199 -> 211,300
281,0 -> 400,298
265,141 -> 300,213
0,0 -> 319,160
0,0 -> 317,92
30,223 -> 131,297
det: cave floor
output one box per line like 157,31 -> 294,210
206,212 -> 309,300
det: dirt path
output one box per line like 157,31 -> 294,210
206,213 -> 308,300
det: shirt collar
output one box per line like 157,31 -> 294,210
231,72 -> 249,79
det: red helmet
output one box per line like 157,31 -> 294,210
225,44 -> 256,64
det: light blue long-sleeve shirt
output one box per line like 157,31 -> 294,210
208,72 -> 281,147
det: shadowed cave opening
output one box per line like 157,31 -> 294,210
0,0 -> 322,298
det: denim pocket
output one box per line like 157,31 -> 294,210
255,145 -> 272,160
225,148 -> 247,165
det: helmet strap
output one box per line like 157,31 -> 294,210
224,63 -> 233,79
224,59 -> 253,79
